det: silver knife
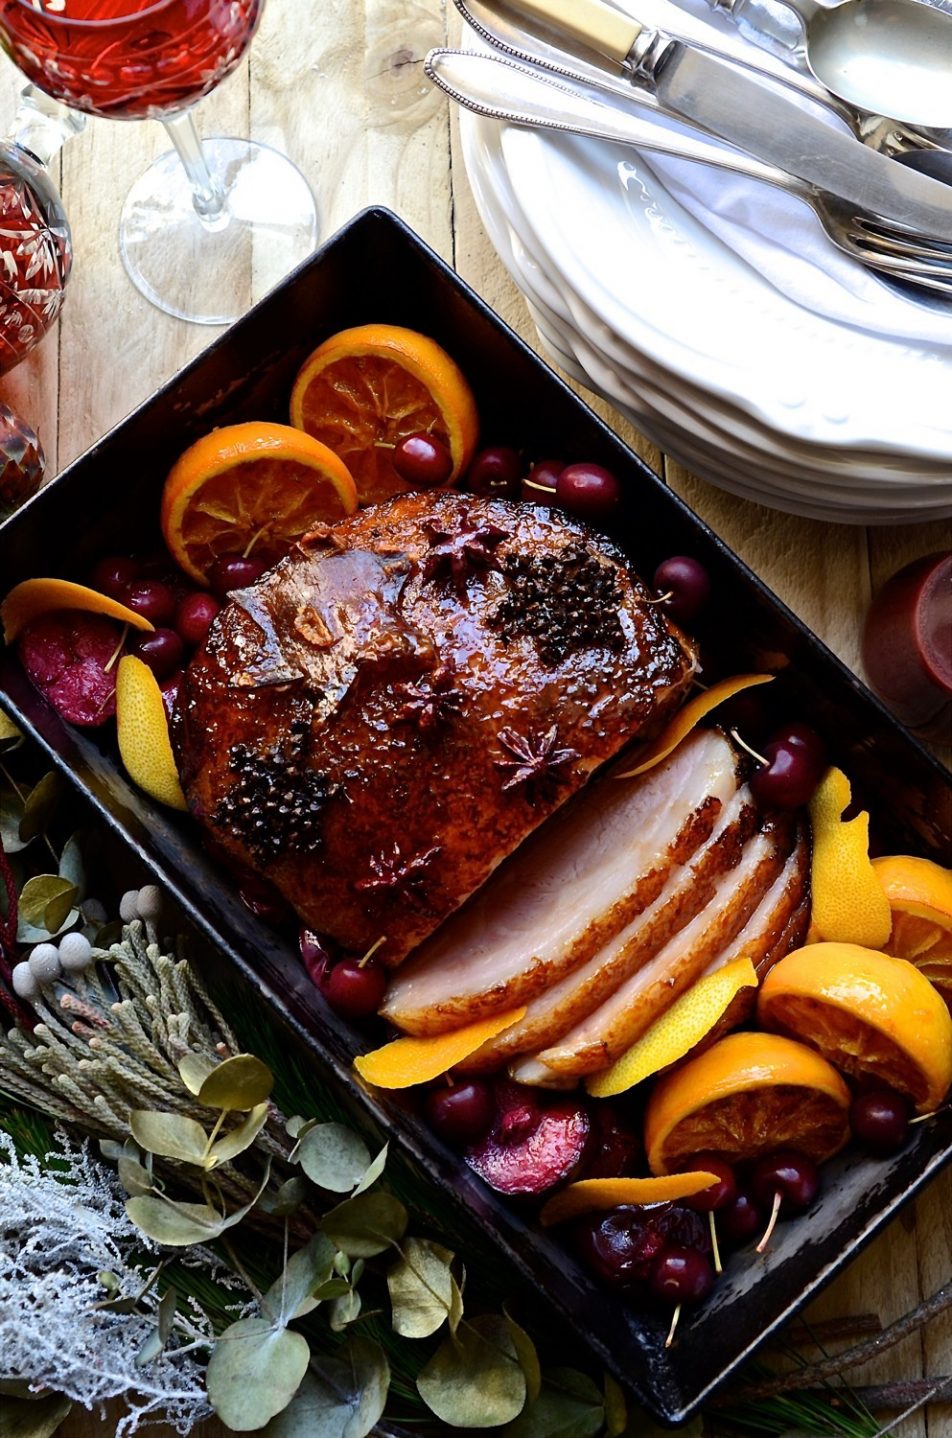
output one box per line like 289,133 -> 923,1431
483,0 -> 952,237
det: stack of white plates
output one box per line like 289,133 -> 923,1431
458,22 -> 952,524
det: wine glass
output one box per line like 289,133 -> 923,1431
0,0 -> 319,325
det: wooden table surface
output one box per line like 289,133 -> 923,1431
0,1 -> 948,1433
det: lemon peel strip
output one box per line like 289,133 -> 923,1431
354,1007 -> 527,1089
809,767 -> 891,949
616,674 -> 774,779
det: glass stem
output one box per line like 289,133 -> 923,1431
162,110 -> 227,226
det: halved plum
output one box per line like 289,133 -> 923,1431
464,1080 -> 590,1198
18,610 -> 124,726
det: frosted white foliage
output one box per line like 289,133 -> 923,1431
0,1131 -> 212,1435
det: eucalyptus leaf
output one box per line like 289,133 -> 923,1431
135,1324 -> 166,1368
417,1314 -> 526,1428
19,876 -> 76,931
260,1336 -> 389,1438
498,1368 -> 603,1438
0,710 -> 21,745
19,773 -> 61,842
125,1196 -> 226,1246
43,883 -> 77,934
448,1273 -> 464,1335
57,832 -> 86,899
198,1053 -> 273,1110
158,1287 -> 177,1342
207,1318 -> 309,1432
17,910 -> 79,944
310,1277 -> 351,1302
130,1111 -> 209,1165
0,1393 -> 72,1438
207,1101 -> 270,1167
259,1175 -> 310,1218
603,1374 -> 627,1438
328,1288 -> 361,1331
117,1156 -> 154,1197
388,1238 -> 456,1339
177,1051 -> 215,1096
261,1233 -> 337,1326
298,1124 -> 371,1194
99,1139 -> 131,1162
322,1190 -> 408,1258
286,1115 -> 319,1141
351,1142 -> 388,1197
505,1310 -> 542,1405
0,789 -> 27,854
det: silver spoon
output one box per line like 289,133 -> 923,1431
425,46 -> 952,292
491,0 -> 952,134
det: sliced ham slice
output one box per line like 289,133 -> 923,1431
462,780 -> 756,1075
381,728 -> 738,1036
515,815 -> 795,1084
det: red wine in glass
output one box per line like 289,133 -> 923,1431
0,0 -> 318,325
0,0 -> 263,120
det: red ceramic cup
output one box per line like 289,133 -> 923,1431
862,552 -> 951,742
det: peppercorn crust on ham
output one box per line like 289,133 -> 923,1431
176,492 -> 697,964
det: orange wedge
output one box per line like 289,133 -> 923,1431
874,854 -> 952,1007
540,1172 -> 719,1227
616,674 -> 774,779
586,957 -> 758,1098
2,578 -> 154,645
758,941 -> 952,1113
644,1030 -> 851,1175
116,655 -> 187,811
160,421 -> 357,586
354,1007 -> 526,1089
289,324 -> 479,506
808,766 -> 892,949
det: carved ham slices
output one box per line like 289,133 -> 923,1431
382,727 -> 810,1087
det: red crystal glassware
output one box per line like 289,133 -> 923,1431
0,0 -> 318,325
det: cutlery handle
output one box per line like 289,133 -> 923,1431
497,0 -> 642,66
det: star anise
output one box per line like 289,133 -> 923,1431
495,724 -> 580,800
421,510 -> 508,597
354,842 -> 442,909
396,663 -> 464,738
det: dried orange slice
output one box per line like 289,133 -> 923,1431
615,674 -> 774,779
289,324 -> 479,506
644,1030 -> 851,1175
808,766 -> 892,950
540,1172 -> 719,1227
874,855 -> 952,1006
1,578 -> 154,645
354,1007 -> 527,1089
116,655 -> 187,811
586,957 -> 758,1098
758,941 -> 952,1113
160,421 -> 358,585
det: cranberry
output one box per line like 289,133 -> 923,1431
392,433 -> 453,488
521,459 -> 564,503
749,723 -> 826,809
850,1089 -> 912,1155
652,556 -> 711,626
176,591 -> 220,648
719,1191 -> 764,1249
209,555 -> 269,597
750,1151 -> 820,1251
683,1156 -> 737,1213
467,446 -> 522,500
124,579 -> 176,625
130,626 -> 184,680
299,926 -> 332,985
649,1247 -> 715,1306
555,462 -> 622,521
425,1080 -> 495,1145
90,554 -> 139,598
320,958 -> 388,1020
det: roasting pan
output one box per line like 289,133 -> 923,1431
0,207 -> 949,1425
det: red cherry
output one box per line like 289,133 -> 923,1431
176,592 -> 220,648
750,1151 -> 820,1251
90,554 -> 139,598
652,556 -> 711,626
749,724 -> 826,810
555,463 -> 622,521
467,446 -> 522,499
719,1190 -> 764,1248
209,556 -> 269,597
521,459 -> 564,503
124,579 -> 176,625
683,1156 -> 737,1213
321,958 -> 388,1019
649,1246 -> 715,1306
130,626 -> 184,679
392,432 -> 453,488
850,1089 -> 912,1154
424,1080 -> 495,1145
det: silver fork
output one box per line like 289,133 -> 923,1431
426,46 -> 952,294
